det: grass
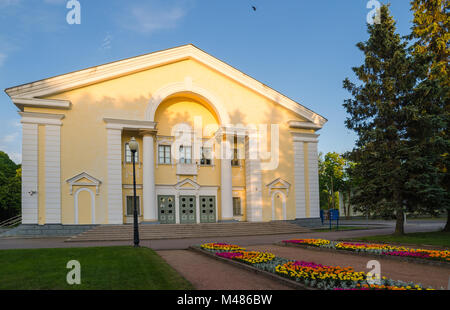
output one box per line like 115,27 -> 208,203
352,231 -> 450,248
312,226 -> 370,232
0,246 -> 194,290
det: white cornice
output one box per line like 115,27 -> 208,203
288,120 -> 323,130
5,44 -> 327,126
12,97 -> 71,111
103,117 -> 157,131
19,112 -> 65,125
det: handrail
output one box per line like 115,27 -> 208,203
0,215 -> 22,228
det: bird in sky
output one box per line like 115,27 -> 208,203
252,6 -> 256,11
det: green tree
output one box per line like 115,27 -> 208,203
410,0 -> 450,231
0,152 -> 21,221
318,152 -> 346,210
343,5 -> 417,234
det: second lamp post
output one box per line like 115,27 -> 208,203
128,137 -> 140,247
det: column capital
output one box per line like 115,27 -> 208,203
140,129 -> 157,136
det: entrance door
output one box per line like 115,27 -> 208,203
158,195 -> 176,224
179,195 -> 196,224
200,196 -> 216,223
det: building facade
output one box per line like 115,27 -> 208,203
5,45 -> 327,226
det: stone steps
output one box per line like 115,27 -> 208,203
66,222 -> 310,242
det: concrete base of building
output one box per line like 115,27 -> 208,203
0,224 -> 97,237
289,217 -> 322,228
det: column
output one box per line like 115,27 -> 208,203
291,132 -> 319,219
106,128 -> 123,224
307,141 -> 320,218
21,123 -> 39,224
143,133 -> 157,221
293,141 -> 306,219
220,135 -> 233,221
245,131 -> 263,222
45,124 -> 62,223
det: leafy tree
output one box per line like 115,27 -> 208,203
343,5 -> 418,234
0,151 -> 21,221
410,0 -> 450,231
318,152 -> 346,210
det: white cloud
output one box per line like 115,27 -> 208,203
0,53 -> 6,67
2,132 -> 19,143
8,152 -> 21,164
123,2 -> 187,34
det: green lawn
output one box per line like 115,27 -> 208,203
0,246 -> 194,290
352,231 -> 450,248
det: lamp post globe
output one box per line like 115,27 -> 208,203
129,137 -> 140,247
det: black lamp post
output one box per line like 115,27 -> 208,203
129,137 -> 140,247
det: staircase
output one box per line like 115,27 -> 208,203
66,221 -> 310,242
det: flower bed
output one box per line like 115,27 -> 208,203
200,242 -> 246,252
199,242 -> 433,290
283,239 -> 450,263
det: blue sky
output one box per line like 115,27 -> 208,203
0,0 -> 414,164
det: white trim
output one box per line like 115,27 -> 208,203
66,172 -> 102,195
12,97 -> 71,111
174,178 -> 201,190
266,178 -> 291,196
5,45 -> 326,126
74,187 -> 96,224
20,112 -> 65,126
103,117 -> 157,131
146,80 -> 231,124
271,190 -> 287,221
45,125 -> 61,224
21,123 -> 39,224
123,184 -> 143,189
288,120 -> 323,130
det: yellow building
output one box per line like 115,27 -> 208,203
5,44 -> 326,226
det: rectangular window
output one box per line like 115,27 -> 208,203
158,145 -> 171,164
125,143 -> 139,163
233,197 -> 242,216
200,147 -> 212,166
126,196 -> 140,216
179,145 -> 192,164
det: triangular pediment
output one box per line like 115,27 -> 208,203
66,172 -> 102,195
175,178 -> 200,190
5,44 -> 326,126
266,178 -> 291,195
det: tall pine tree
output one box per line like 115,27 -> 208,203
343,5 -> 417,234
410,0 -> 450,231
